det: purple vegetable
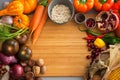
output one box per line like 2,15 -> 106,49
0,53 -> 17,65
10,64 -> 24,79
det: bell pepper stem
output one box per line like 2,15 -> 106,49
79,0 -> 86,4
39,0 -> 48,7
99,0 -> 107,4
114,0 -> 118,2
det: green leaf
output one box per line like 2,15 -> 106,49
40,0 -> 48,6
0,24 -> 28,41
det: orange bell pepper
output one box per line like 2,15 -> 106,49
94,0 -> 114,11
73,0 -> 94,13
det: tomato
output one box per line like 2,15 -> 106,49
94,0 -> 114,11
73,0 -> 94,13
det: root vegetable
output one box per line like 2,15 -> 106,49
0,53 -> 17,65
3,2 -> 9,8
10,64 -> 24,79
0,16 -> 13,25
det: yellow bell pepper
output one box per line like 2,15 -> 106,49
94,38 -> 106,48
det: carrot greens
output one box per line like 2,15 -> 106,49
0,24 -> 28,41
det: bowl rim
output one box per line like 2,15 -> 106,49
48,0 -> 75,24
85,17 -> 96,29
74,13 -> 86,24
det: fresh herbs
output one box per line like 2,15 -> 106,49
0,24 -> 28,41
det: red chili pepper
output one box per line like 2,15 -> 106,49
83,33 -> 96,40
96,34 -> 106,38
83,37 -> 95,40
86,33 -> 96,38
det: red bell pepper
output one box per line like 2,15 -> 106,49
112,0 -> 120,19
94,0 -> 114,11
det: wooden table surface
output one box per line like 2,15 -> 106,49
28,12 -> 97,77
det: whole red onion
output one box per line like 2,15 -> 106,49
0,53 -> 17,65
10,64 -> 24,79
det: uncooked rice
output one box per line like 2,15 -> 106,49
51,4 -> 71,24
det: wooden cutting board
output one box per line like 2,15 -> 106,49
28,13 -> 97,77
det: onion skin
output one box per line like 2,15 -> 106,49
10,64 -> 24,79
0,53 -> 17,65
1,16 -> 13,25
3,1 -> 9,8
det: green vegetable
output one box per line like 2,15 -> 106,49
99,0 -> 107,4
0,24 -> 28,41
85,29 -> 120,45
102,36 -> 120,44
85,30 -> 101,36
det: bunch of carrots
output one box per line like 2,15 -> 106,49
29,0 -> 50,44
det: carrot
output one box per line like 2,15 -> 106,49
32,6 -> 48,44
29,5 -> 45,32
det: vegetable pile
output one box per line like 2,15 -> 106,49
0,0 -> 48,80
73,0 -> 120,80
1,0 -> 120,79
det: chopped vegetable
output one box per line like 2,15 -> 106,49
94,38 -> 106,48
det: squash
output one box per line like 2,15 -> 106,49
14,0 -> 37,14
13,14 -> 30,28
0,1 -> 24,16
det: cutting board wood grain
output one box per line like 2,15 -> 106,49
0,0 -> 98,77
28,13 -> 97,77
